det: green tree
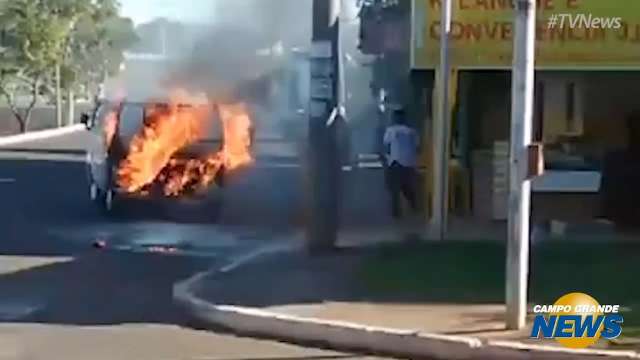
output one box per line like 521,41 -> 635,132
0,0 -> 71,132
0,0 -> 136,132
55,1 -> 136,128
60,0 -> 137,99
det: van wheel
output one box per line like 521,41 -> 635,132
89,181 -> 100,202
101,188 -> 123,217
104,189 -> 115,212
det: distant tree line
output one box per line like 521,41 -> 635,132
0,0 -> 137,132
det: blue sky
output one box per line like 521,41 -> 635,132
120,0 -> 216,24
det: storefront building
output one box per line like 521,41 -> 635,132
408,0 -> 640,229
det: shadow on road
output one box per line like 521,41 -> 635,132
0,156 -> 102,256
0,151 -> 296,327
0,153 -> 306,256
0,150 -> 295,327
0,250 -> 212,326
0,146 -> 405,329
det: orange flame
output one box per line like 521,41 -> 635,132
115,89 -> 254,197
218,103 -> 254,170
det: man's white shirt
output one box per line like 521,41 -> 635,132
383,124 -> 419,167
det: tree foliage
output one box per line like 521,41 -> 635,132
61,0 -> 138,92
0,0 -> 72,131
0,0 -> 136,132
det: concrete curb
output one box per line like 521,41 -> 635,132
0,124 -> 84,146
174,252 -> 640,360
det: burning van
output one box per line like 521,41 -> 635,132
82,89 -> 254,218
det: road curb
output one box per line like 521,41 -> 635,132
173,253 -> 640,360
0,124 -> 84,146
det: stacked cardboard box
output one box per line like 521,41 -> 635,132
471,141 -> 510,221
492,141 -> 510,220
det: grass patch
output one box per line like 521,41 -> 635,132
359,240 -> 640,336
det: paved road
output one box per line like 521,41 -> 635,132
0,130 -> 394,360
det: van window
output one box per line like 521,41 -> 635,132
92,103 -> 108,134
118,103 -> 144,143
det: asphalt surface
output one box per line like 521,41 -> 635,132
0,129 -> 394,360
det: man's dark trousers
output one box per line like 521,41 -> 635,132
386,161 -> 418,218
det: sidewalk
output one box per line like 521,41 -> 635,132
191,249 -> 542,342
0,124 -> 87,150
177,238 -> 640,359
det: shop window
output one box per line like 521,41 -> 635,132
541,78 -> 584,143
537,78 -> 594,171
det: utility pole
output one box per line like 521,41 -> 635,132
506,0 -> 536,330
431,0 -> 452,240
307,0 -> 342,253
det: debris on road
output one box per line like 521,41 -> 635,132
147,246 -> 179,254
93,240 -> 108,249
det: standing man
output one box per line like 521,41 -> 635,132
383,109 -> 419,219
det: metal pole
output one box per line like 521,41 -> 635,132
307,0 -> 342,253
506,0 -> 536,330
55,64 -> 63,128
161,25 -> 167,56
66,88 -> 74,125
431,0 -> 452,240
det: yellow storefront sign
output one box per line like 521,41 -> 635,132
412,0 -> 640,68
